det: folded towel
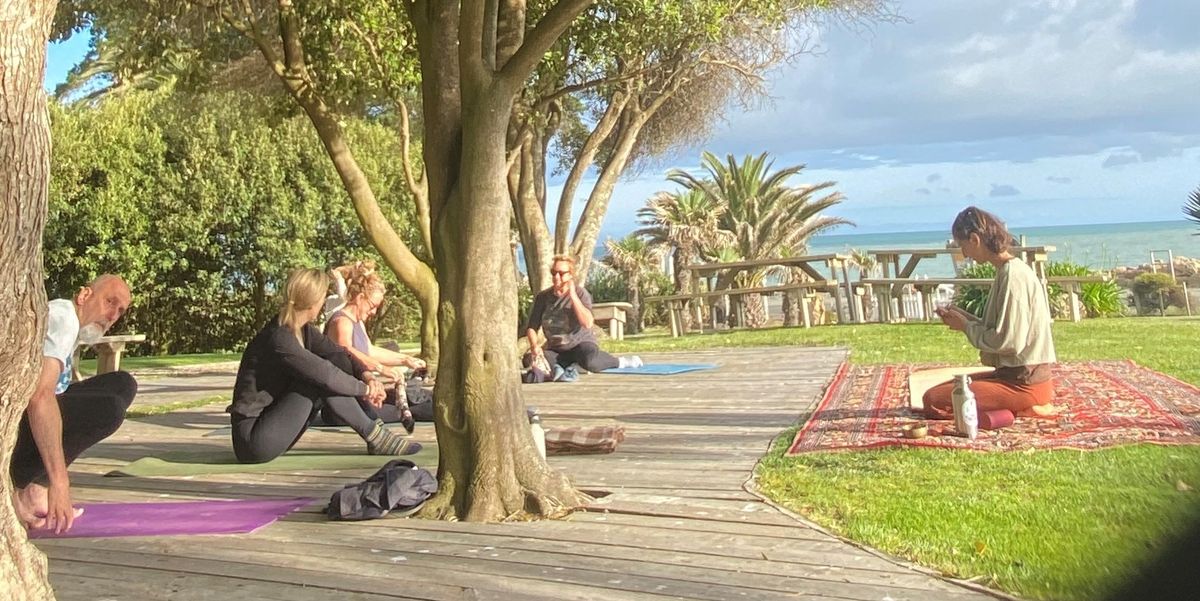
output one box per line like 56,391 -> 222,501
545,425 -> 626,455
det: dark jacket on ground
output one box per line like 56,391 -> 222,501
229,316 -> 371,418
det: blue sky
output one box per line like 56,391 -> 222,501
47,1 -> 1200,237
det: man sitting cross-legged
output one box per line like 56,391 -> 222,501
11,274 -> 138,533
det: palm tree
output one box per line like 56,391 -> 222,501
669,152 -> 851,328
1185,185 -> 1200,232
635,189 -> 728,331
602,235 -> 662,334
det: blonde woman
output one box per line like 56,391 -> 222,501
228,268 -> 421,462
318,262 -> 430,431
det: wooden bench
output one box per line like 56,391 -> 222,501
647,280 -> 836,337
591,302 -> 633,340
71,334 -> 147,381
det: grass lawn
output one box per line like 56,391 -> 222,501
613,317 -> 1200,601
76,351 -> 239,374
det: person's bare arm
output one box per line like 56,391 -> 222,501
568,287 -> 595,329
25,357 -> 74,533
327,317 -> 383,370
526,328 -> 543,357
367,344 -> 425,370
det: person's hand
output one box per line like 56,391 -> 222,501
939,307 -> 969,332
532,345 -> 544,358
405,357 -> 426,370
387,366 -> 406,384
45,481 -> 78,534
365,379 -> 386,407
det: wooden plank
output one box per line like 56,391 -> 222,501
41,347 -> 996,601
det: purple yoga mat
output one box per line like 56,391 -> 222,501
28,497 -> 315,539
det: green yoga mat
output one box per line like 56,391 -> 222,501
105,447 -> 438,478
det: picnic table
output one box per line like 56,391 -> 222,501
684,253 -> 856,324
71,334 -> 147,381
864,245 -> 1057,321
869,244 -> 1057,280
647,280 -> 837,336
591,302 -> 633,340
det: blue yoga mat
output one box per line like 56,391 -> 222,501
604,364 -> 717,375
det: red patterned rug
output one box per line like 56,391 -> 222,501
786,360 -> 1200,455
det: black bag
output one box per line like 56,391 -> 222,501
325,459 -> 438,521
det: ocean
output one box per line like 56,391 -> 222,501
806,220 -> 1200,278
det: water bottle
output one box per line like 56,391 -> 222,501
528,407 -> 546,459
951,374 -> 979,440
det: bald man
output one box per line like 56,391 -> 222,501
11,275 -> 138,533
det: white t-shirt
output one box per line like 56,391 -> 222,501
44,299 -> 80,394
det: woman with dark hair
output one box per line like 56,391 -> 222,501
924,206 -> 1059,417
228,268 -> 421,463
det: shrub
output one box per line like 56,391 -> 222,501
1132,273 -> 1184,316
953,263 -> 995,317
1045,261 -> 1123,318
953,260 -> 1120,318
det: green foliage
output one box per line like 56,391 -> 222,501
1132,272 -> 1185,316
586,264 -> 673,328
1045,260 -> 1123,318
608,318 -> 1200,601
669,151 -> 850,291
1184,185 -> 1200,229
952,261 -> 995,317
954,260 -> 1122,318
46,88 -> 420,354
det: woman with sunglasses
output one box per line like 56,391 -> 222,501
524,255 -> 642,381
925,206 -> 1059,418
318,261 -> 431,431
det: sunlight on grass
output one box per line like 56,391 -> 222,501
616,317 -> 1200,600
77,352 -> 239,373
126,395 -> 228,418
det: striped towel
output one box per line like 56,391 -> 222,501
545,425 -> 626,455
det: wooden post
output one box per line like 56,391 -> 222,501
1068,284 -> 1082,322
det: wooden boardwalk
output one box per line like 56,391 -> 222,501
34,347 -> 998,601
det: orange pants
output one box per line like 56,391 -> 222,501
922,371 -> 1055,416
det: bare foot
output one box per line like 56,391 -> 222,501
920,406 -> 955,420
1016,403 -> 1064,419
13,484 -> 83,530
13,486 -> 47,529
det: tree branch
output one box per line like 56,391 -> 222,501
459,0 -> 488,89
497,0 -> 593,93
342,19 -> 432,257
552,88 -> 628,253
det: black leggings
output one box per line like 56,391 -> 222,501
538,341 -> 619,373
316,385 -> 434,426
11,371 -> 137,488
231,383 -> 375,464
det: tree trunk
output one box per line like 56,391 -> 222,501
0,0 -> 58,597
628,284 -> 643,335
411,0 -> 593,522
512,135 -> 553,294
744,293 -> 768,329
421,82 -> 584,522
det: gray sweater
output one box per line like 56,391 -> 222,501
964,258 -> 1057,371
